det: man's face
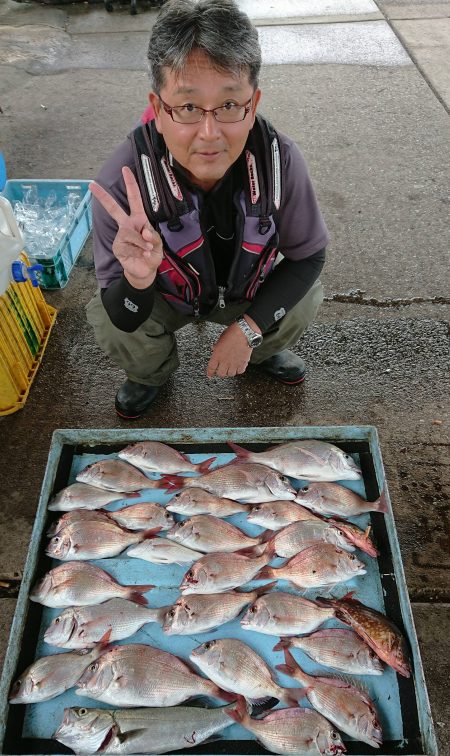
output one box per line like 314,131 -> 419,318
149,49 -> 261,192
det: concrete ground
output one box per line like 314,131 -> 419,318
0,0 -> 449,752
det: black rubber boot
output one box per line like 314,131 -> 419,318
115,380 -> 159,419
256,350 -> 306,385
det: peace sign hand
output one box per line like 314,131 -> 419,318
89,166 -> 163,289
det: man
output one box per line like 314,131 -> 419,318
87,0 -> 329,420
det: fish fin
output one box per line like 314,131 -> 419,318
254,566 -> 274,580
140,527 -> 162,540
196,456 -> 217,473
341,590 -> 357,601
227,442 -> 251,459
97,628 -> 112,645
375,487 -> 389,513
273,638 -> 291,652
248,696 -> 279,714
159,474 -> 186,490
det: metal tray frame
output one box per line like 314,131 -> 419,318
0,426 -> 438,756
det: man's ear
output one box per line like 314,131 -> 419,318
250,89 -> 262,127
149,92 -> 163,133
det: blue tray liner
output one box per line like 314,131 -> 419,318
24,450 -> 402,744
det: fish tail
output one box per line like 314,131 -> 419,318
214,687 -> 237,703
196,456 -> 217,473
227,441 -> 251,459
126,584 -> 155,605
159,474 -> 186,490
283,688 -> 308,707
254,566 -> 275,580
273,637 -> 291,652
374,487 -> 389,513
225,695 -> 249,724
126,591 -> 150,606
236,543 -> 266,557
254,580 -> 277,597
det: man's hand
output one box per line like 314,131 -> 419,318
207,316 -> 262,378
89,166 -> 163,289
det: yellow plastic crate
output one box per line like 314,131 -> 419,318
0,253 -> 57,415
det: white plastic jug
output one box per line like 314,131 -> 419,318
0,196 -> 24,296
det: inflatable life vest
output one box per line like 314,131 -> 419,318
131,114 -> 283,316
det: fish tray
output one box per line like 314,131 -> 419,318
0,426 -> 438,756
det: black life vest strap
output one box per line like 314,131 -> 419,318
242,114 -> 283,234
131,122 -> 192,229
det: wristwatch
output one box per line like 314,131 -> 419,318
236,317 -> 263,348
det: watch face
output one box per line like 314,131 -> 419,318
250,333 -> 263,348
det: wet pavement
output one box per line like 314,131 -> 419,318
0,0 -> 449,752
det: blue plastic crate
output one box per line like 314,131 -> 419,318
1,180 -> 92,289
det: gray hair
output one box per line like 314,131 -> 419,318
147,0 -> 261,93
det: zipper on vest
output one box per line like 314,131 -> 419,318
218,286 -> 226,309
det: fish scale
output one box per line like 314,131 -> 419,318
227,700 -> 346,756
180,551 -> 270,594
76,644 -> 227,707
256,543 -> 366,589
162,462 -> 297,503
167,514 -> 263,553
278,651 -> 382,748
241,591 -> 335,636
44,598 -> 166,647
54,704 -> 234,755
286,628 -> 384,675
228,440 -> 362,481
190,638 -> 291,704
315,594 -> 411,677
46,520 -> 155,561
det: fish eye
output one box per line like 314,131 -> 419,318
253,506 -> 260,512
331,731 -> 338,739
249,606 -> 257,614
89,663 -> 98,672
55,618 -> 60,624
165,513 -> 172,519
187,570 -> 193,578
204,641 -> 213,650
301,486 -> 309,492
174,492 -> 181,498
78,708 -> 88,716
349,554 -> 356,560
169,608 -> 176,617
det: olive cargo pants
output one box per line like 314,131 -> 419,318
86,279 -> 323,386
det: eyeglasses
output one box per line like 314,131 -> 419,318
159,96 -> 253,124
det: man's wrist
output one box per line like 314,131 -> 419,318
236,317 -> 264,348
124,271 -> 156,291
242,313 -> 262,335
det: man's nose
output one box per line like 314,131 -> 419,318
197,111 -> 222,139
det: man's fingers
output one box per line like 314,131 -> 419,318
122,166 -> 150,222
115,227 -> 154,253
89,181 -> 128,226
